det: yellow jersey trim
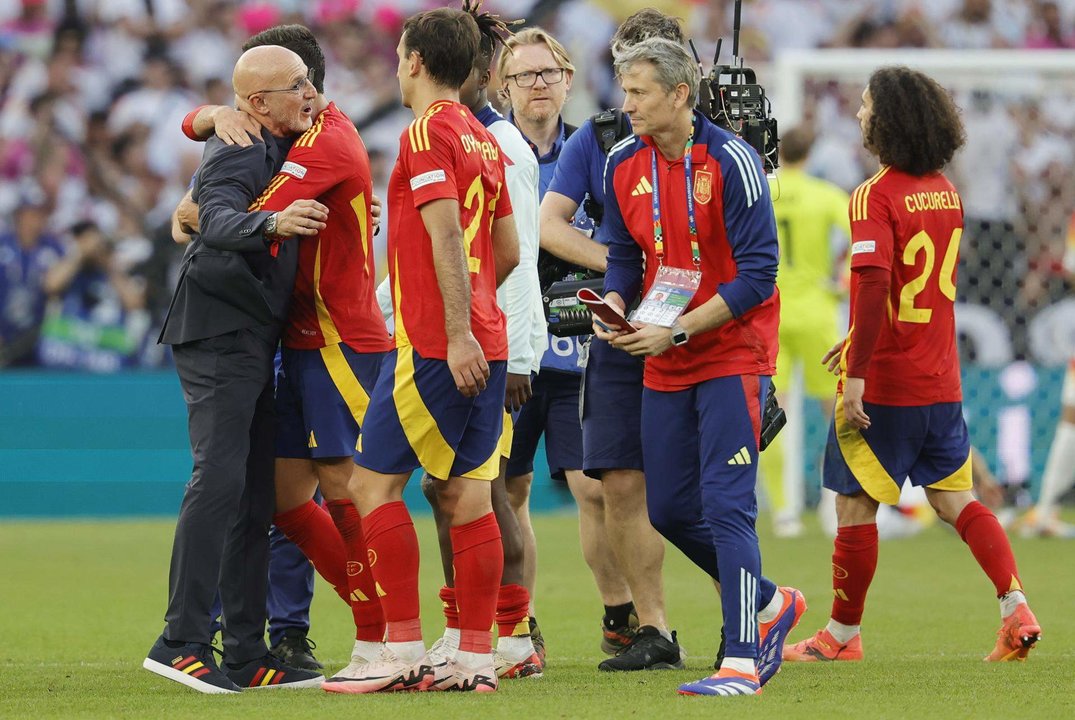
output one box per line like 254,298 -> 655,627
320,344 -> 372,428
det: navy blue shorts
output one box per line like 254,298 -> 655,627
275,344 -> 386,459
581,338 -> 644,479
823,399 -> 972,505
354,345 -> 507,481
505,369 -> 583,481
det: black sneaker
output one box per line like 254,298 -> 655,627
529,616 -> 546,665
598,626 -> 685,671
143,635 -> 241,694
713,626 -> 727,670
224,652 -> 324,689
600,608 -> 640,655
270,629 -> 323,671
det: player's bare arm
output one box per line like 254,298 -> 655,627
192,105 -> 263,147
539,191 -> 608,273
422,197 -> 489,397
491,213 -> 520,287
172,189 -> 196,244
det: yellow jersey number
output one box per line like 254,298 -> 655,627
897,228 -> 961,323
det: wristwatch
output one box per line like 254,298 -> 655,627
263,212 -> 279,239
670,322 -> 689,346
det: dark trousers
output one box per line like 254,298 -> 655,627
164,325 -> 278,664
208,522 -> 316,648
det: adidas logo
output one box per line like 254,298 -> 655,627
307,431 -> 318,449
631,176 -> 653,196
727,446 -> 752,465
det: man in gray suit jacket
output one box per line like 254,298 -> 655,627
144,45 -> 330,694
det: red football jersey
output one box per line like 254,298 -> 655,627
386,99 -> 511,361
251,103 -> 391,353
842,166 -> 964,405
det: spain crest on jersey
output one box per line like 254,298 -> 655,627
693,170 -> 713,205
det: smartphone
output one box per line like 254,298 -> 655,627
577,287 -> 638,334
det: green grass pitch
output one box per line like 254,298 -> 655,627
1,513 -> 1072,719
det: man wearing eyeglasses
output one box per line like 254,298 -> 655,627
496,27 -> 638,661
178,25 -> 394,683
145,45 -> 329,694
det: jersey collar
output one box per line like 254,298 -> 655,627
509,111 -> 566,163
473,102 -> 502,129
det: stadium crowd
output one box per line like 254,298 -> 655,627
0,0 -> 1072,370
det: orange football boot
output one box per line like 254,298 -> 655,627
984,603 -> 1041,661
782,628 -> 863,662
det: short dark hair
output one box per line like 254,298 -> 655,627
779,126 -> 814,164
611,8 -> 684,57
402,8 -> 480,89
70,220 -> 99,237
243,24 -> 326,93
865,66 -> 965,176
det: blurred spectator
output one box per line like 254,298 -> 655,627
0,0 -> 1071,370
0,186 -> 60,366
35,219 -> 148,371
1024,0 -> 1075,48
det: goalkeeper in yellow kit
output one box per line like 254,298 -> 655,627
761,127 -> 850,537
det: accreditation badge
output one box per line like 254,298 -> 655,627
629,266 -> 702,328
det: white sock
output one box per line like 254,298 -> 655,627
351,640 -> 382,662
719,657 -> 756,676
757,590 -> 783,624
656,627 -> 673,642
826,619 -> 860,645
1000,590 -> 1027,619
386,640 -> 425,664
1035,421 -> 1075,518
455,649 -> 492,671
441,627 -> 461,649
496,635 -> 535,662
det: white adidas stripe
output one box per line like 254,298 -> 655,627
723,140 -> 762,207
725,681 -> 755,695
602,135 -> 638,193
730,139 -> 763,201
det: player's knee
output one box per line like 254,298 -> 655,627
601,469 -> 645,510
925,488 -> 972,526
505,473 -> 532,511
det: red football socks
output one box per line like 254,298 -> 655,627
439,585 -> 460,630
830,523 -> 879,626
451,513 -> 503,654
273,500 -> 349,603
496,583 -> 531,638
326,499 -> 386,642
363,501 -> 422,643
955,501 -> 1023,597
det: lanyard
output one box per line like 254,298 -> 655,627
651,130 -> 700,268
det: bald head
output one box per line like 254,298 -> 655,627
233,45 -> 305,99
231,44 -> 316,138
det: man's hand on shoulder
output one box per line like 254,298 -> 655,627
447,333 -> 489,398
209,107 -> 262,147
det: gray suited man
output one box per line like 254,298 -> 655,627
144,45 -> 330,694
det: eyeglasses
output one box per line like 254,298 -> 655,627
249,68 -> 315,99
505,67 -> 565,88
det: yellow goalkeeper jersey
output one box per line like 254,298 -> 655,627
768,166 -> 851,304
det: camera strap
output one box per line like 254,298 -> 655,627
651,128 -> 700,269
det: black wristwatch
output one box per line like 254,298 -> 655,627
670,322 -> 689,346
263,212 -> 278,239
